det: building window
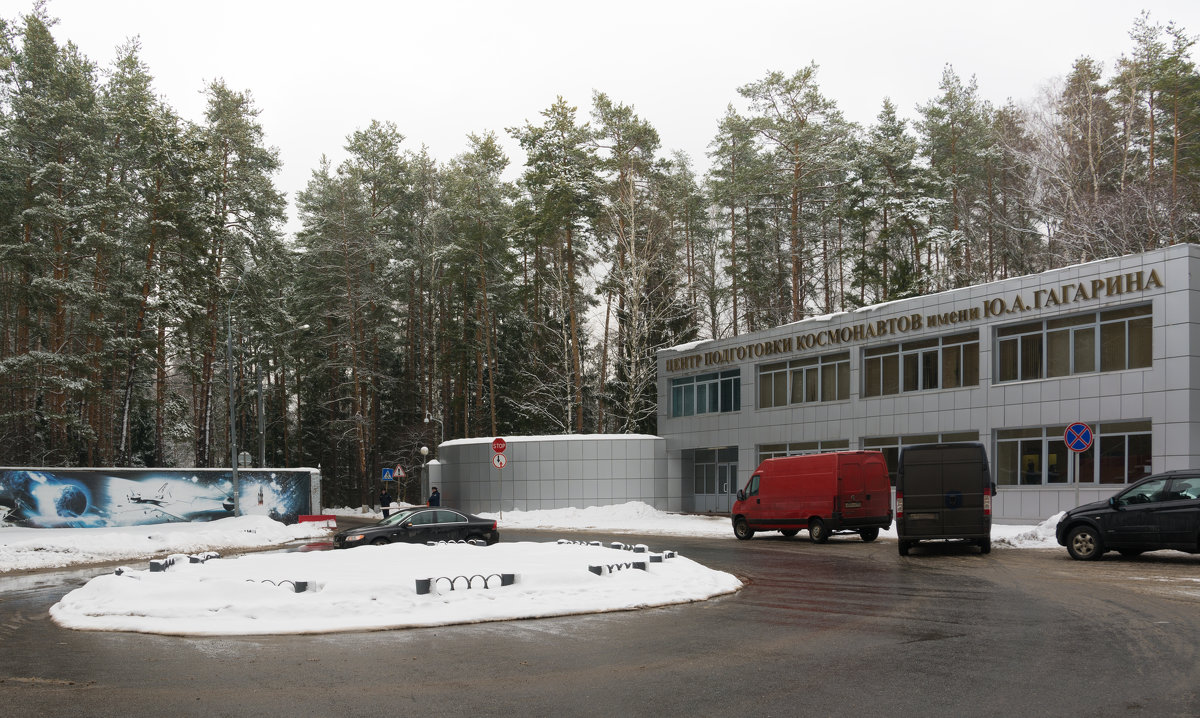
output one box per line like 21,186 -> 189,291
757,352 -> 849,409
996,421 -> 1151,485
863,331 -> 980,398
757,440 -> 849,465
996,304 -> 1151,383
941,331 -> 981,388
672,369 -> 741,418
996,428 -> 1057,486
1087,421 -> 1153,484
865,432 -> 979,485
759,362 -> 788,408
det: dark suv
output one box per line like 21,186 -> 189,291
1056,471 -> 1200,560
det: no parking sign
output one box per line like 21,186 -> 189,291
1064,422 -> 1093,452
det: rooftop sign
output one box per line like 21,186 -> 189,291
665,268 -> 1164,374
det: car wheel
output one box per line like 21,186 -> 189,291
780,529 -> 799,538
898,540 -> 911,556
734,518 -> 754,540
1118,548 -> 1144,558
809,518 -> 829,544
1066,525 -> 1104,561
979,538 -> 991,554
371,537 -> 389,546
859,527 -> 880,542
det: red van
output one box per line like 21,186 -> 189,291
731,451 -> 893,542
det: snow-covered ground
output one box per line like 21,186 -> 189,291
1,502 -> 1064,637
0,515 -> 331,573
49,539 -> 741,636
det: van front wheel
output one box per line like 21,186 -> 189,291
859,527 -> 879,542
809,518 -> 829,544
780,529 -> 799,538
734,519 -> 754,540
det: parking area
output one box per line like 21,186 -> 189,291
2,529 -> 1199,717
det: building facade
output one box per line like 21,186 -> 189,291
657,245 -> 1199,522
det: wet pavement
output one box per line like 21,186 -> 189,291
2,528 -> 1199,716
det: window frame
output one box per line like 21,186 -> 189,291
757,352 -> 849,409
995,304 -> 1152,384
673,369 -> 741,417
863,331 -> 980,398
996,421 -> 1151,486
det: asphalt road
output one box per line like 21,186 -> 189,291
2,527 -> 1200,717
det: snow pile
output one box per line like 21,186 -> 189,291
992,512 -> 1066,549
49,540 -> 741,636
0,515 -> 329,573
324,503 -> 417,519
483,502 -> 733,537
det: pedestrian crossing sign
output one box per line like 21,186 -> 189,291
382,468 -> 395,482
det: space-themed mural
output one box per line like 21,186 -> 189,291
0,468 -> 318,528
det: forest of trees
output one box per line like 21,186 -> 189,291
0,8 -> 1197,507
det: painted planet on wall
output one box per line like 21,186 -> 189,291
54,484 -> 89,517
30,480 -> 91,519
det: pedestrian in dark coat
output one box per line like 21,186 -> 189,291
428,487 -> 441,506
380,489 -> 392,518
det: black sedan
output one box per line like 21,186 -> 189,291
332,506 -> 499,548
1056,471 -> 1200,560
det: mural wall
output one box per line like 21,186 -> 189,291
0,468 -> 318,528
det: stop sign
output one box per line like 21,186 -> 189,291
492,437 -> 506,453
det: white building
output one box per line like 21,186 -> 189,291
656,244 -> 1196,522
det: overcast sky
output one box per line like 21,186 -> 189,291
8,1 -> 1200,234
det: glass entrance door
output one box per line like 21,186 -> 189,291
694,447 -> 739,512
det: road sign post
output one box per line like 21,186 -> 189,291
492,438 -> 507,517
1065,422 -> 1094,507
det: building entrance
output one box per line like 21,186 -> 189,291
694,447 -> 738,513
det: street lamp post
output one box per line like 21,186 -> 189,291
420,445 -> 429,505
424,412 -> 444,447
